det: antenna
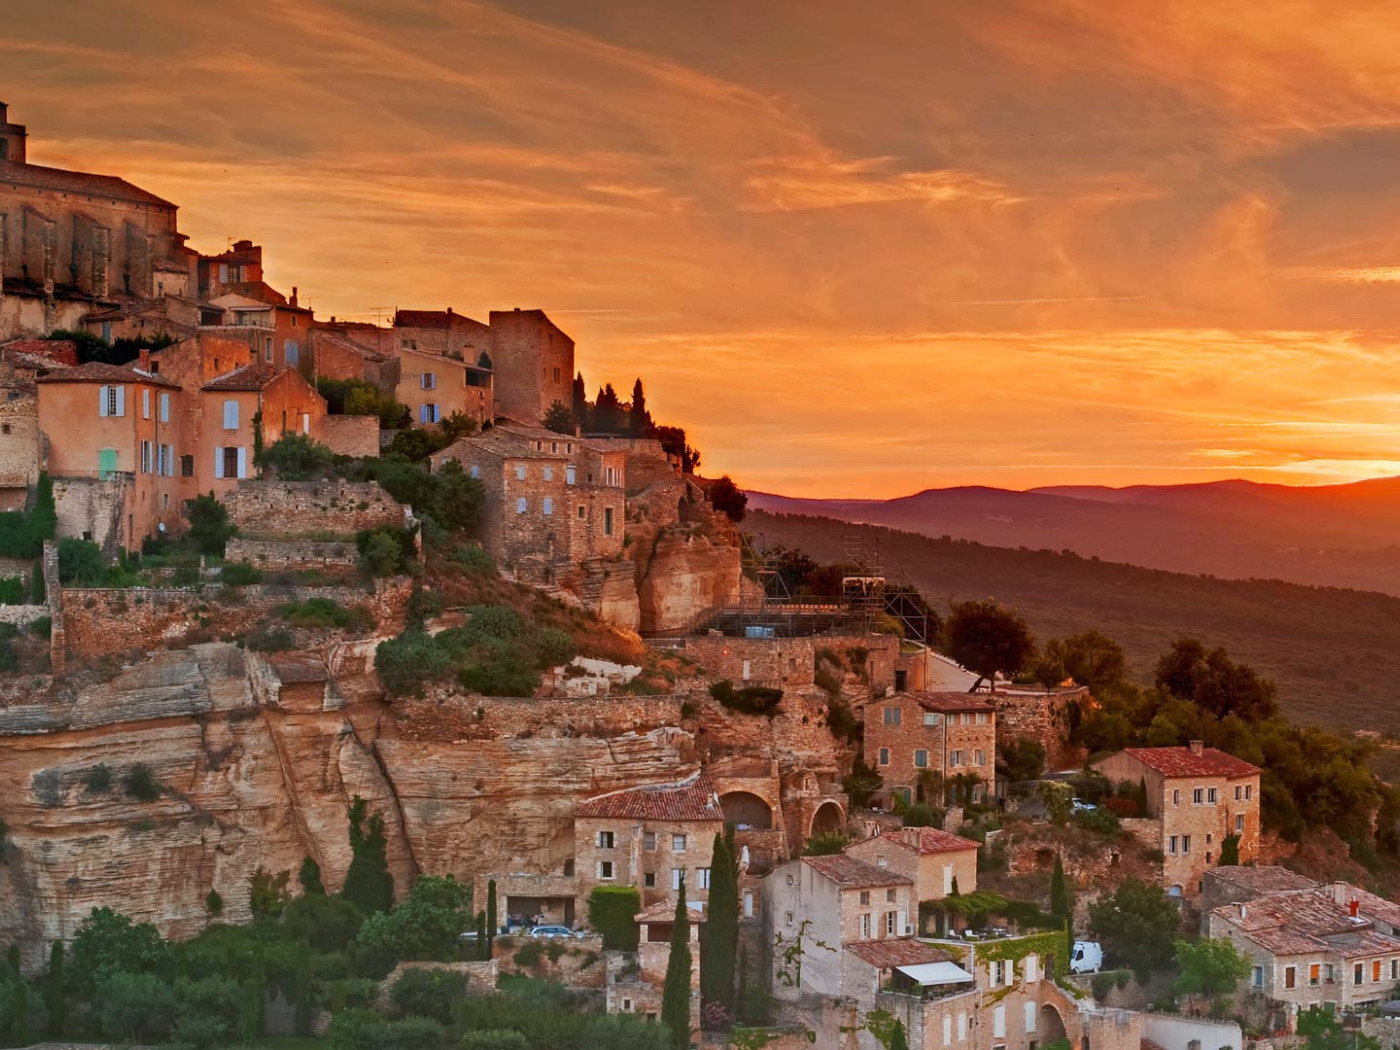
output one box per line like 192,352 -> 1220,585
369,306 -> 391,327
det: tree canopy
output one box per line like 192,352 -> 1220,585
943,600 -> 1035,690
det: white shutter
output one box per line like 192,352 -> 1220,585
224,400 -> 239,430
236,447 -> 247,479
143,389 -> 150,418
99,386 -> 109,417
1025,955 -> 1038,983
115,386 -> 125,417
1025,1002 -> 1037,1033
214,448 -> 224,479
160,393 -> 170,422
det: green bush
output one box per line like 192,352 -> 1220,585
461,1031 -> 529,1050
256,433 -> 336,481
801,832 -> 850,856
0,576 -> 24,605
246,623 -> 295,651
83,764 -> 113,794
388,967 -> 467,1024
452,543 -> 495,574
186,493 -> 236,557
281,893 -> 362,953
57,538 -> 105,585
827,696 -> 860,743
357,526 -> 416,577
29,615 -> 50,638
123,763 -> 162,801
0,473 -> 55,558
376,628 -> 454,696
709,679 -> 783,716
588,885 -> 642,951
279,598 -> 373,632
221,561 -> 263,586
327,1008 -> 449,1050
512,941 -> 544,969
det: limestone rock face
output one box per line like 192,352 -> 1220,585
635,528 -> 741,633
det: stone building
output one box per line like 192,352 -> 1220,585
199,364 -> 327,499
1200,865 -> 1319,931
573,773 -> 723,910
846,826 -> 980,914
307,327 -> 389,385
387,347 -> 493,428
0,338 -> 74,509
1206,881 -> 1400,1025
487,308 -> 574,423
1,103 -> 197,339
393,307 -> 492,362
863,692 -> 998,808
430,424 -> 625,584
1093,742 -> 1261,898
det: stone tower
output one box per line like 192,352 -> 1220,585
0,103 -> 27,164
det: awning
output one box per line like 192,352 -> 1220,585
896,961 -> 976,986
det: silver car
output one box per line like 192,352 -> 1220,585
528,925 -> 583,939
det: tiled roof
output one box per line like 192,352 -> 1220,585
878,827 -> 981,855
36,361 -> 180,389
394,309 -> 486,329
1213,886 -> 1400,959
802,854 -> 914,890
224,280 -> 290,307
912,692 -> 996,713
1122,746 -> 1260,779
0,339 -> 77,367
576,773 -> 722,822
202,364 -> 283,392
1206,866 -> 1317,896
0,159 -> 176,208
634,898 -> 707,924
312,331 -> 388,362
845,938 -> 952,968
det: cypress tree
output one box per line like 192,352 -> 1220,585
629,379 -> 649,436
572,373 -> 588,423
661,879 -> 693,1050
735,945 -> 749,1024
890,1018 -> 910,1050
1050,854 -> 1073,929
476,909 -> 487,961
342,796 -> 393,915
10,980 -> 28,1046
239,977 -> 262,1044
46,939 -> 63,1038
700,834 -> 737,1016
1135,776 -> 1149,816
5,945 -> 17,977
292,941 -> 313,1037
487,879 -> 498,957
298,856 -> 326,895
1219,833 -> 1241,866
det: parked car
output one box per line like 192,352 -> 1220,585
1070,940 -> 1104,974
528,925 -> 585,939
1071,797 -> 1098,813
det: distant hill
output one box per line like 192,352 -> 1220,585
747,477 -> 1400,596
747,509 -> 1400,733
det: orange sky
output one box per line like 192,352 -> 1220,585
11,1 -> 1400,497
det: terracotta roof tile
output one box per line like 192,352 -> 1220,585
1206,866 -> 1317,896
0,339 -> 77,367
0,159 -> 175,208
394,309 -> 486,329
634,898 -> 707,924
576,773 -> 722,822
36,361 -> 180,389
802,854 -> 913,890
202,364 -> 283,392
1122,746 -> 1260,779
1212,885 -> 1400,959
845,939 -> 952,968
878,827 -> 981,855
911,692 -> 997,713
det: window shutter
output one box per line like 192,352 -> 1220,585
214,448 -> 224,479
143,389 -> 151,418
160,393 -> 170,422
237,447 -> 247,479
99,386 -> 109,417
419,405 -> 428,423
115,386 -> 125,417
419,373 -> 427,389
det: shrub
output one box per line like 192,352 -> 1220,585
376,629 -> 453,696
221,561 -> 263,586
902,803 -> 939,828
123,762 -> 162,801
534,626 -> 575,667
0,576 -> 24,604
358,527 -> 414,577
708,475 -> 747,522
282,893 -> 362,953
186,494 -> 236,557
279,598 -> 373,632
256,433 -> 336,480
388,968 -> 467,1024
246,623 -> 295,651
1073,806 -> 1122,835
29,615 -> 50,638
512,940 -> 545,969
0,473 -> 55,558
709,679 -> 783,716
57,537 -> 105,585
827,696 -> 859,744
588,885 -> 642,951
327,1008 -> 449,1050
452,543 -> 495,574
461,1031 -> 529,1050
83,763 -> 113,794
802,832 -> 850,856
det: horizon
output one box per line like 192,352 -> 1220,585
12,2 -> 1400,497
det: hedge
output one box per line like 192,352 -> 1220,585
588,886 -> 641,951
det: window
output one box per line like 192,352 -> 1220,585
1169,836 -> 1178,855
860,914 -> 871,938
1393,960 -> 1398,981
643,872 -> 655,888
285,339 -> 299,365
1182,834 -> 1191,853
1246,784 -> 1253,800
469,464 -> 480,478
604,507 -> 614,536
1374,961 -> 1382,983
180,455 -> 194,477
264,336 -> 273,362
743,890 -> 754,918
878,747 -> 890,766
1236,814 -> 1245,833
883,707 -> 901,725
977,711 -> 991,724
222,399 -> 239,430
1356,964 -> 1364,986
1207,788 -> 1218,804
516,497 -> 527,514
950,750 -> 963,766
566,464 -> 576,485
671,868 -> 684,891
885,911 -> 897,936
923,712 -> 941,726
1025,1003 -> 1037,1034
1206,852 -> 1212,864
697,867 -> 711,889
643,832 -> 656,850
215,446 -> 244,480
97,447 -> 118,479
158,444 -> 172,476
1025,955 -> 1038,982
1235,786 -> 1242,801
99,384 -> 125,417
553,367 -> 560,382
991,960 -> 1004,985
420,372 -> 437,390
542,497 -> 553,516
515,465 -> 526,481
886,888 -> 897,903
993,1005 -> 1005,1039
943,864 -> 954,894
1284,966 -> 1296,990
1173,789 -> 1181,805
1193,788 -> 1204,804
141,441 -> 152,474
420,404 -> 441,424
578,505 -> 586,519
597,831 -> 615,849
142,389 -> 151,419
943,1017 -> 953,1046
673,834 -> 687,851
976,749 -> 986,766
958,1014 -> 967,1041
159,392 -> 170,422
543,466 -> 553,481
914,750 -> 928,768
599,860 -> 614,880
860,891 -> 871,906
1311,964 -> 1321,986
1252,966 -> 1264,989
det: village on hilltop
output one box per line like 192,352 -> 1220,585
3,101 -> 1400,1050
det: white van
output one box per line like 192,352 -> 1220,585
1070,941 -> 1104,974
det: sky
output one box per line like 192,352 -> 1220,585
9,1 -> 1400,497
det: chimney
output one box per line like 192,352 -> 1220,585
901,826 -> 919,848
1351,898 -> 1361,919
138,349 -> 151,372
290,286 -> 299,308
1238,903 -> 1247,920
1188,740 -> 1204,756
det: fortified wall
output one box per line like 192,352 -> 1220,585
224,479 -> 406,535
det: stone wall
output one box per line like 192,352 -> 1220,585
0,603 -> 47,626
59,579 -> 410,660
319,414 -> 380,458
52,475 -> 129,557
224,537 -> 360,570
224,479 -> 406,535
680,634 -> 817,688
992,688 -> 1088,771
496,932 -> 606,987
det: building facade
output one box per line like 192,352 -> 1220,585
863,692 -> 998,807
846,826 -> 981,912
390,347 -> 493,428
487,308 -> 574,423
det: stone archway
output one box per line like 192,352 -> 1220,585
720,791 -> 773,830
1040,1003 -> 1068,1043
810,800 -> 844,836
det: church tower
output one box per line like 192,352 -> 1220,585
0,103 -> 28,164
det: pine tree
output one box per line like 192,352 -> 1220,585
342,796 -> 394,915
45,940 -> 63,1038
661,880 -> 693,1050
572,373 -> 588,423
298,856 -> 326,895
629,379 -> 649,437
1050,854 -> 1074,929
890,1018 -> 910,1050
487,879 -> 498,958
700,834 -> 738,1017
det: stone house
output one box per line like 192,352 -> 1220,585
430,424 -> 625,584
36,359 -> 183,550
204,287 -> 313,374
487,308 -> 574,424
1200,865 -> 1319,932
573,773 -> 723,910
846,826 -> 981,911
606,898 -> 704,1032
306,327 -> 389,385
387,346 -> 493,428
199,364 -> 327,500
764,854 -> 916,1000
1093,742 -> 1261,898
0,339 -> 74,509
1206,882 -> 1400,1025
393,307 -> 492,361
863,692 -> 997,808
